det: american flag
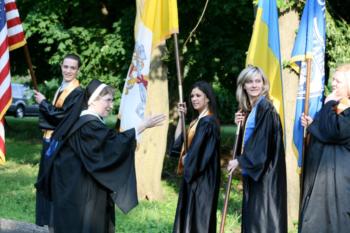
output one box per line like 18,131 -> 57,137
0,0 -> 26,165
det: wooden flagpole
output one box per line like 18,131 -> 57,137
22,44 -> 38,91
298,57 -> 312,221
173,33 -> 187,153
219,122 -> 242,233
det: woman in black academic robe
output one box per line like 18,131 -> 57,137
299,64 -> 350,233
36,79 -> 165,233
228,66 -> 287,233
171,81 -> 220,233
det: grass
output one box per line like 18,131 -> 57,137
0,117 -> 245,232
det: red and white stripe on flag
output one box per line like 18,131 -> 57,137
5,0 -> 26,50
0,0 -> 11,164
0,0 -> 26,164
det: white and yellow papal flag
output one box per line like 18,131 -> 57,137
118,0 -> 179,132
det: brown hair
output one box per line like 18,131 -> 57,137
63,53 -> 82,68
96,86 -> 115,100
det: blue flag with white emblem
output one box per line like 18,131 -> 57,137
290,0 -> 326,170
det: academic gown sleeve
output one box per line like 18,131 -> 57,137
308,100 -> 350,143
237,109 -> 281,182
72,120 -> 138,213
183,117 -> 219,183
39,88 -> 83,129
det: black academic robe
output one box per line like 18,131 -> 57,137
237,98 -> 287,233
172,115 -> 221,233
38,87 -> 83,129
37,114 -> 138,233
36,87 -> 83,226
299,101 -> 350,233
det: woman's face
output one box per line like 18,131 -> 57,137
244,74 -> 264,100
190,87 -> 209,114
90,93 -> 114,117
332,71 -> 349,98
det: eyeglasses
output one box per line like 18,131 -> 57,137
101,97 -> 114,103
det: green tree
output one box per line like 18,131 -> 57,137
9,0 -> 350,123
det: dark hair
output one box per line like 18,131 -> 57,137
63,53 -> 81,68
188,81 -> 218,119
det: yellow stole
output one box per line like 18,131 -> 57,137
335,97 -> 350,115
43,79 -> 80,139
177,109 -> 211,175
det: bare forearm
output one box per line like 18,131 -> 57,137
174,117 -> 183,139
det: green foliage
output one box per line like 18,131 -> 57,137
276,0 -> 305,14
11,75 -> 32,85
326,12 -> 350,71
179,0 -> 254,87
283,1 -> 350,93
252,0 -> 303,13
12,0 -> 255,122
214,83 -> 237,124
166,0 -> 254,123
276,0 -> 296,9
40,78 -> 60,100
16,0 -> 135,106
323,10 -> 350,92
11,0 -> 350,123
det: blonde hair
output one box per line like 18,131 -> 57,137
335,63 -> 350,97
336,63 -> 350,73
236,65 -> 270,112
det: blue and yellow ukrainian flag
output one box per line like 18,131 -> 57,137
246,0 -> 285,130
290,0 -> 325,170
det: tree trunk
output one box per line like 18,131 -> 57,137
134,44 -> 169,200
279,10 -> 300,230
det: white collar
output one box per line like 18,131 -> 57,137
80,109 -> 105,124
59,80 -> 69,91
